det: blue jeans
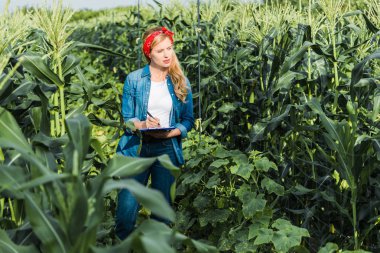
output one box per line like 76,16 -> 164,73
115,139 -> 179,239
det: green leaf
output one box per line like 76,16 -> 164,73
87,113 -> 120,127
139,236 -> 174,253
230,163 -> 254,180
0,81 -> 36,105
67,181 -> 90,245
273,71 -> 305,93
350,50 -> 380,98
0,147 -> 4,162
205,174 -> 221,188
193,194 -> 211,211
317,242 -> 339,253
72,41 -> 131,58
90,137 -> 107,164
272,219 -> 310,253
0,165 -> 27,197
104,155 -> 156,178
372,88 -> 380,122
261,177 -> 284,196
341,250 -> 372,253
20,55 -> 63,86
250,106 -> 292,143
157,155 -> 180,178
238,191 -> 267,219
307,98 -> 355,187
62,55 -> 80,77
0,108 -> 33,154
92,219 -> 217,253
199,209 -> 231,227
250,122 -> 266,142
248,211 -> 272,239
214,147 -> 231,158
218,102 -> 236,113
64,114 -> 91,174
209,159 -> 229,168
180,170 -> 206,186
292,185 -> 314,195
25,193 -> 68,253
16,173 -> 71,191
0,229 -> 39,253
253,228 -> 273,245
254,157 -> 277,172
102,179 -> 175,222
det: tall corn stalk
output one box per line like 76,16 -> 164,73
0,2 -> 30,88
0,0 -> 31,226
318,0 -> 346,114
32,0 -> 74,137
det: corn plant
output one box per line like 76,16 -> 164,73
0,108 -> 216,253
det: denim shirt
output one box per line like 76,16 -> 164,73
116,64 -> 195,165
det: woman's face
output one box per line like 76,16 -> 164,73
149,37 -> 173,69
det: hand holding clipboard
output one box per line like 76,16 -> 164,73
141,111 -> 175,132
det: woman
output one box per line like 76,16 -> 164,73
115,26 -> 194,239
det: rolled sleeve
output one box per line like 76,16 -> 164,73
175,122 -> 189,138
121,76 -> 136,123
176,79 -> 195,139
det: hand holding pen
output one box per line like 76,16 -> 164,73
145,111 -> 160,128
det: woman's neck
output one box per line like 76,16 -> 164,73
149,64 -> 169,82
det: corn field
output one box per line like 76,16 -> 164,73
0,0 -> 379,252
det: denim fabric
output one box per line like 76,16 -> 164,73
115,139 -> 179,239
116,64 -> 195,165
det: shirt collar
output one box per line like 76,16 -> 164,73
141,64 -> 150,77
141,64 -> 170,79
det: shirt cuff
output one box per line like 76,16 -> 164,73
175,123 -> 188,139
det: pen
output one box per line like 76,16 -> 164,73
147,111 -> 154,118
147,111 -> 160,126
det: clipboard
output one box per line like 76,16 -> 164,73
139,127 -> 176,132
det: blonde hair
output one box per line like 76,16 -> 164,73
142,27 -> 188,102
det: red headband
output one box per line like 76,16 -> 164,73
143,27 -> 174,59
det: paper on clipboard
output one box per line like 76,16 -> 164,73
139,127 -> 176,132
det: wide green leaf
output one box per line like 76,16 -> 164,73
64,114 -> 91,174
0,165 -> 27,196
261,177 -> 284,196
104,155 -> 156,178
102,178 -> 175,222
272,219 -> 310,253
317,242 -> 339,253
0,229 -> 39,253
350,50 -> 380,98
71,41 -> 131,58
62,54 -> 80,77
307,98 -> 355,186
253,228 -> 273,245
157,154 -> 180,178
20,55 -> 64,86
25,193 -> 68,253
0,107 -> 33,154
0,81 -> 36,105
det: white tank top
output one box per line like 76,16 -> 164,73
147,79 -> 172,127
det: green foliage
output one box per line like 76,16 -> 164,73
0,108 -> 215,253
176,131 -> 309,252
1,0 -> 380,252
